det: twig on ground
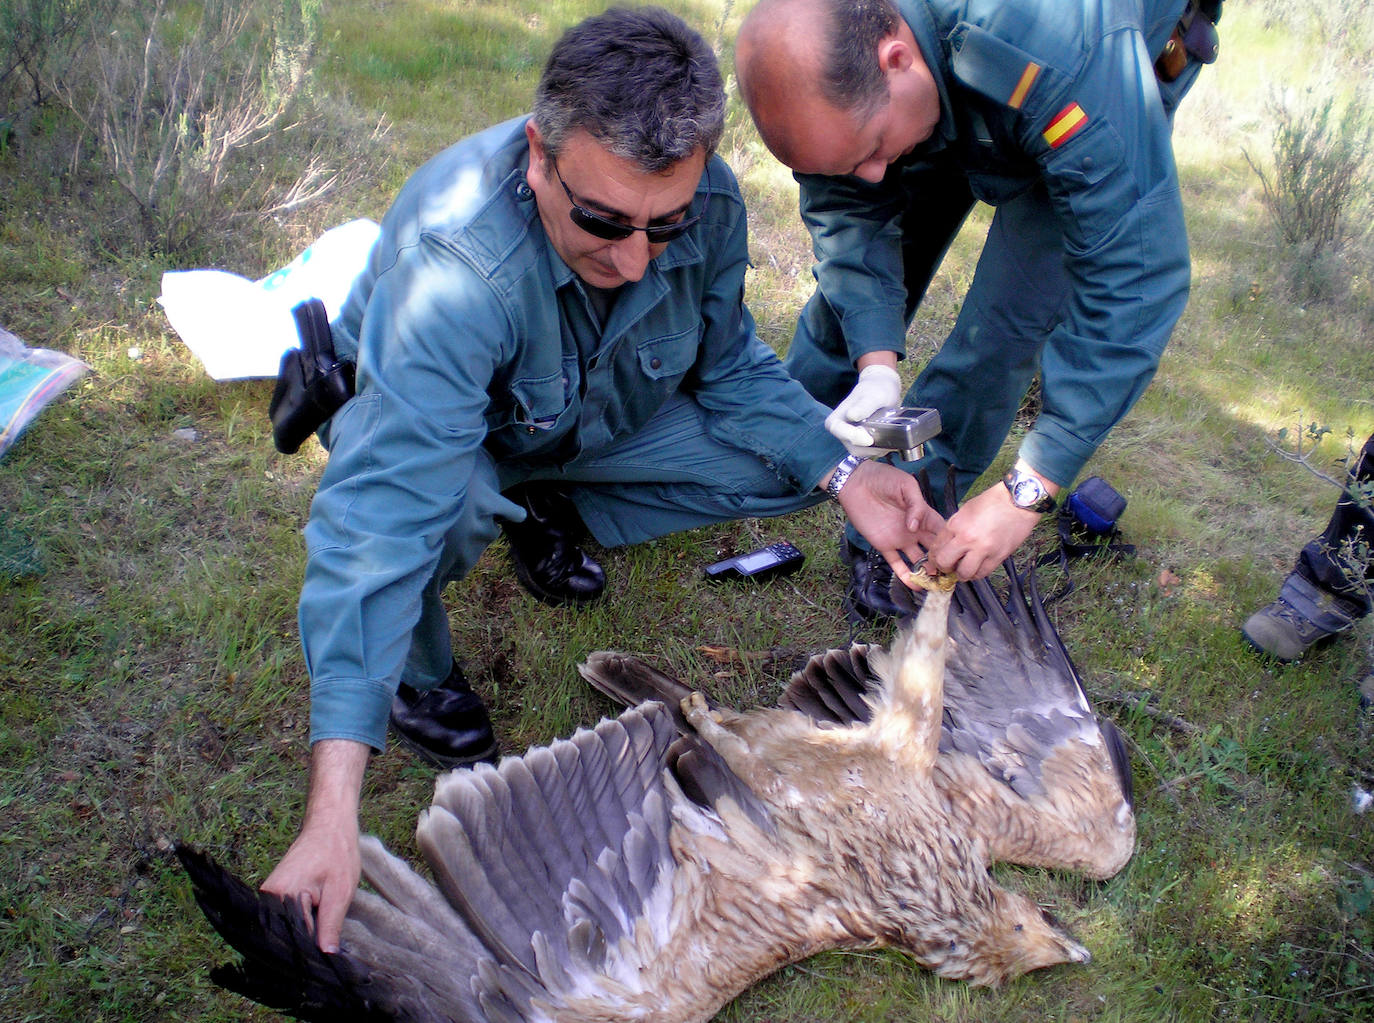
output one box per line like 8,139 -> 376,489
1099,691 -> 1204,736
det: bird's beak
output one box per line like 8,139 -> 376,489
1062,937 -> 1091,964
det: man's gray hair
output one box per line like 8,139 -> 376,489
819,0 -> 900,116
533,6 -> 725,172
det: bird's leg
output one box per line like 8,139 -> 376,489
682,691 -> 785,794
870,586 -> 953,774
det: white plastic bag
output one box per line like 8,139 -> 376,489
159,218 -> 380,380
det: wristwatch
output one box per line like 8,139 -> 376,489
826,454 -> 867,500
1002,466 -> 1057,513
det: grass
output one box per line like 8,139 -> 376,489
2,1 -> 1373,1020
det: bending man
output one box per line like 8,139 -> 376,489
737,0 -> 1220,613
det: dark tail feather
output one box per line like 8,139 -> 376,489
1021,568 -> 1136,808
176,844 -> 393,1022
1098,716 -> 1135,809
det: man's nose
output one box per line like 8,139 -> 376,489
854,159 -> 888,184
609,231 -> 653,282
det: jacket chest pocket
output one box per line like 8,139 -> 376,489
635,325 -> 698,382
487,358 -> 579,454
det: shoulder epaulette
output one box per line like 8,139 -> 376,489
948,24 -> 1051,112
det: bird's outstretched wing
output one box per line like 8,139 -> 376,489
780,561 -> 1135,878
180,702 -> 797,1022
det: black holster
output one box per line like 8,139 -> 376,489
268,298 -> 356,454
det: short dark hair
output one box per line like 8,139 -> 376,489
533,6 -> 725,173
819,0 -> 899,115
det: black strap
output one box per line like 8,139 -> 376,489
1034,507 -> 1136,604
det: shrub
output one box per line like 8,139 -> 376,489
0,0 -> 94,128
48,0 -> 384,255
1245,87 -> 1373,302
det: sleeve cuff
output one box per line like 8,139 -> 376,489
1018,423 -> 1098,490
309,677 -> 396,752
839,307 -> 908,364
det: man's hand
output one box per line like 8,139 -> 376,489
825,363 -> 903,456
926,474 -> 1055,580
261,738 -> 370,953
834,459 -> 944,585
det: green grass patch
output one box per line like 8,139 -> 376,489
1,1 -> 1371,1021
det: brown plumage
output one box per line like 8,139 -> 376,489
179,562 -> 1134,1022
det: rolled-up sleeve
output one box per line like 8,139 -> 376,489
795,170 -> 912,365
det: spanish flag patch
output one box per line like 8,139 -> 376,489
1043,102 -> 1088,148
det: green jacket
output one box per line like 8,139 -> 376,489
302,117 -> 842,749
796,0 -> 1198,484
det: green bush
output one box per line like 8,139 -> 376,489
1247,87 -> 1373,302
0,0 -> 94,126
46,0 -> 382,255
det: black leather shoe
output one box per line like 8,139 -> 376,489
843,539 -> 906,621
389,662 -> 497,769
502,484 -> 606,606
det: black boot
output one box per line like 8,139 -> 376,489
502,484 -> 606,606
389,662 -> 497,768
843,539 -> 905,621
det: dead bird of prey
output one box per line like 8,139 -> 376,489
179,561 -> 1135,1022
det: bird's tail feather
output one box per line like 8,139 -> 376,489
1098,716 -> 1135,809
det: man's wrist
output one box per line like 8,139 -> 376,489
855,351 -> 900,372
825,453 -> 868,500
1001,460 -> 1060,514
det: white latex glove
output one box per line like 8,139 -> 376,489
824,364 -> 903,456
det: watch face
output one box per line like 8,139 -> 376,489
1013,478 -> 1043,505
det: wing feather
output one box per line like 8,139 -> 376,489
778,646 -> 875,725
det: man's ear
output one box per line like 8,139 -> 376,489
875,34 -> 916,75
525,119 -> 547,167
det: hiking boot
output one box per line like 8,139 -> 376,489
389,662 -> 498,769
1241,572 -> 1363,662
502,484 -> 606,606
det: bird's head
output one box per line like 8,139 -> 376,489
898,887 -> 1091,988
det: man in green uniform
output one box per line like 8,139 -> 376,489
261,7 -> 941,953
736,0 -> 1219,616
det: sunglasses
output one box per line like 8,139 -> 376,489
551,158 -> 702,244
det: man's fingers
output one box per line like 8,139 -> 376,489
314,878 -> 351,950
824,414 -> 876,449
883,549 -> 924,588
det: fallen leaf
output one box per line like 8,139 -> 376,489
697,645 -> 769,665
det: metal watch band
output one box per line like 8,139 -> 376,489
826,454 -> 867,500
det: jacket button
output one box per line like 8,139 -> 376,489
515,182 -> 534,200
526,425 -> 536,434
1082,156 -> 1095,171
649,357 -> 662,370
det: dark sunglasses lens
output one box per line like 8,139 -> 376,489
644,220 -> 694,243
570,207 -> 633,241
